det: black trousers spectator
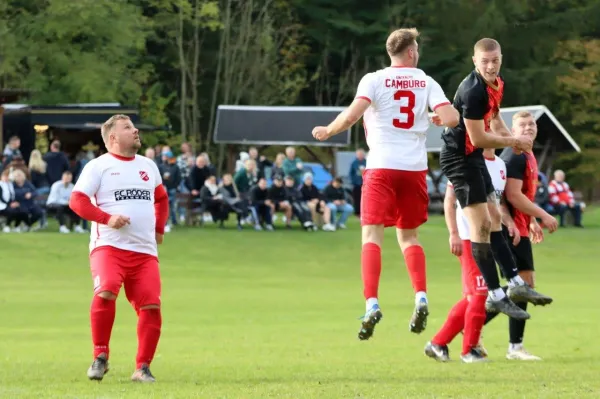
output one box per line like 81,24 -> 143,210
291,201 -> 312,225
352,185 -> 362,215
224,200 -> 247,225
12,206 -> 43,227
553,203 -> 583,227
203,199 -> 227,223
1,208 -> 21,227
47,204 -> 81,228
251,204 -> 272,225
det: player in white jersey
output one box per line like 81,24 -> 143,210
312,28 -> 460,340
69,114 -> 169,383
424,148 -> 517,362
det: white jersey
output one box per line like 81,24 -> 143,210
454,156 -> 507,240
355,67 -> 450,171
73,153 -> 162,256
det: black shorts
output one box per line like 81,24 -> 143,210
440,147 -> 494,208
502,225 -> 535,271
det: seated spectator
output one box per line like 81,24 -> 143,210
249,178 -> 274,231
248,147 -> 271,179
300,173 -> 334,231
159,150 -> 182,232
548,169 -> 583,227
535,173 -> 554,214
282,146 -> 304,186
284,175 -> 315,231
7,154 -> 31,181
28,150 -> 50,195
270,153 -> 285,180
11,169 -> 43,231
268,175 -> 293,228
234,159 -> 258,198
200,152 -> 218,176
200,175 -> 227,227
46,171 -> 84,233
220,173 -> 247,230
0,170 -> 18,233
189,155 -> 213,198
324,177 -> 354,229
235,151 -> 250,173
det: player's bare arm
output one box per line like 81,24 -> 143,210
499,196 -> 521,246
431,104 -> 459,128
464,118 -> 531,150
312,98 -> 371,141
443,184 -> 462,256
505,178 -> 558,233
490,112 -> 512,137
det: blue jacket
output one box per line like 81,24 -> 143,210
14,181 -> 37,209
349,158 -> 367,186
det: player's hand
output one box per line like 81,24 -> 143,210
540,214 -> 558,234
312,126 -> 330,141
505,223 -> 521,246
430,114 -> 443,126
513,136 -> 533,153
449,234 -> 462,257
156,233 -> 164,245
529,222 -> 545,244
107,214 -> 131,229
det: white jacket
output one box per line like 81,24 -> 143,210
0,181 -> 15,212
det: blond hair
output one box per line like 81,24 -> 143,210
12,169 -> 26,182
512,111 -> 534,121
101,114 -> 131,144
386,28 -> 419,57
474,38 -> 501,54
28,149 -> 47,173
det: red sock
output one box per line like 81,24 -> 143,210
432,298 -> 468,346
90,295 -> 116,359
403,245 -> 427,293
136,308 -> 162,369
361,243 -> 382,299
463,295 -> 487,355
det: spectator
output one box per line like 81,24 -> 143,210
249,178 -> 274,231
153,145 -> 164,164
324,177 -> 354,229
177,142 -> 195,191
284,175 -> 315,230
300,173 -> 334,231
249,147 -> 271,179
11,169 -> 43,231
159,150 -> 182,232
188,155 -> 213,198
282,146 -> 304,186
46,171 -> 84,233
235,151 -> 250,173
0,170 -> 18,233
200,152 -> 218,176
349,148 -> 366,216
268,175 -> 293,228
233,159 -> 258,197
43,140 -> 70,185
535,173 -> 554,214
28,150 -> 50,195
3,135 -> 22,160
200,175 -> 227,227
220,173 -> 247,230
7,154 -> 31,181
145,147 -> 156,163
270,153 -> 286,180
548,169 -> 583,227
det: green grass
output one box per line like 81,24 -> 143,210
1,208 -> 600,398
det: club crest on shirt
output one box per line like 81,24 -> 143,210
500,170 -> 506,180
139,171 -> 149,181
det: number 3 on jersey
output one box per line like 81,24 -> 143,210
393,90 -> 415,129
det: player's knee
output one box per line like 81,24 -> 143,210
362,224 -> 384,246
396,228 -> 419,252
97,291 -> 117,300
476,218 -> 492,241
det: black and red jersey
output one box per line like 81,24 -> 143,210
500,148 -> 538,237
442,70 -> 504,156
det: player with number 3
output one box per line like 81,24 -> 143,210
311,28 -> 459,340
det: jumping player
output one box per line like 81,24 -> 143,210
483,111 -> 558,360
69,114 -> 169,382
438,38 -> 552,319
312,28 -> 460,339
424,147 -> 512,362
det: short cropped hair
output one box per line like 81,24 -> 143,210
101,114 -> 131,144
512,111 -> 534,121
474,38 -> 501,54
386,28 -> 419,57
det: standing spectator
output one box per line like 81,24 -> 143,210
267,175 -> 293,228
43,140 -> 70,185
46,171 -> 84,233
270,153 -> 286,180
233,159 -> 258,197
28,150 -> 50,195
249,147 -> 272,179
199,152 -> 217,177
3,136 -> 22,161
0,170 -> 17,233
548,169 -> 583,227
282,146 -> 304,186
176,142 -> 195,192
7,154 -> 31,181
159,150 -> 182,232
153,144 -> 164,165
300,173 -> 334,231
324,177 -> 354,229
188,155 -> 213,198
349,148 -> 366,216
284,175 -> 315,230
249,178 -> 274,231
11,169 -> 43,231
235,152 -> 250,173
145,147 -> 157,163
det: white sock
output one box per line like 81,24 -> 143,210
489,288 -> 506,301
508,275 -> 525,288
509,343 -> 523,351
366,297 -> 378,311
415,291 -> 427,305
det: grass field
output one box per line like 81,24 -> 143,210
1,208 -> 599,399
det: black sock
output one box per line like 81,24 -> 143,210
509,301 -> 528,344
471,242 -> 501,290
490,231 -> 518,280
484,286 -> 508,324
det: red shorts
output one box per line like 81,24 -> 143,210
90,246 -> 161,309
460,240 -> 487,296
360,169 -> 428,229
